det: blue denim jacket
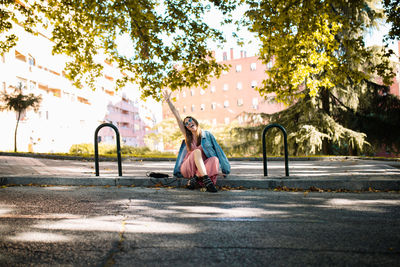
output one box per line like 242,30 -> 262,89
173,130 -> 231,178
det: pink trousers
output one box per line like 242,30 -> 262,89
180,147 -> 219,185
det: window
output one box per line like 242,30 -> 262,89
17,77 -> 27,90
224,117 -> 230,124
183,106 -> 186,113
236,82 -> 242,90
200,104 -> 205,111
104,74 -> 114,81
190,89 -> 195,96
78,96 -> 90,105
28,55 -> 35,67
182,91 -> 186,98
222,70 -> 228,75
29,81 -> 36,90
267,61 -> 273,69
250,62 -> 257,71
15,51 -> 26,62
251,80 -> 257,88
200,88 -> 205,95
105,89 -> 114,96
64,92 -> 75,102
252,98 -> 258,110
237,98 -> 243,106
238,116 -> 243,124
191,104 -> 195,112
212,118 -> 217,125
223,84 -> 229,91
235,64 -> 242,72
211,103 -> 216,110
224,100 -> 229,108
211,86 -> 216,93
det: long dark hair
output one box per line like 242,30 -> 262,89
184,116 -> 201,151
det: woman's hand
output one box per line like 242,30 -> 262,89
163,89 -> 186,135
162,90 -> 172,102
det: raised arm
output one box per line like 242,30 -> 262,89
163,90 -> 186,135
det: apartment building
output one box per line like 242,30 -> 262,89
163,43 -> 400,126
162,48 -> 285,125
0,23 -> 160,153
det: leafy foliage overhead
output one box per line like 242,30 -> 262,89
242,0 -> 395,104
383,0 -> 400,41
0,0 -> 237,99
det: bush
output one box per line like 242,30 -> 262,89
69,143 -> 93,155
69,143 -> 175,157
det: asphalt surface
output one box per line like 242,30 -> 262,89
1,186 -> 399,266
1,154 -> 400,191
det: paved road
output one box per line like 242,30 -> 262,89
1,186 -> 399,266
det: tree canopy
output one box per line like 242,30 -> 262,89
1,0 -> 397,101
1,0 -> 237,99
383,0 -> 400,41
242,0 -> 395,104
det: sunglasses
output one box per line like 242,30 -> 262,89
184,118 -> 193,126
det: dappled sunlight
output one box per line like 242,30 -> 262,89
126,206 -> 180,217
124,220 -> 198,234
34,216 -> 124,232
7,232 -> 74,243
52,167 -> 92,173
293,170 -> 333,174
322,198 -> 400,213
43,186 -> 78,191
264,203 -> 309,208
290,165 -> 336,169
231,165 -> 262,169
1,213 -> 82,219
32,214 -> 198,234
173,206 -> 286,218
0,204 -> 14,215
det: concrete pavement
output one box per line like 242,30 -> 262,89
1,154 -> 400,191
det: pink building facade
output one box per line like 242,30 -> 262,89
163,49 -> 285,126
99,96 -> 148,147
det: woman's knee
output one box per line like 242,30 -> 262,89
209,156 -> 219,165
193,149 -> 202,158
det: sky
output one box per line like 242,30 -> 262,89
365,22 -> 399,59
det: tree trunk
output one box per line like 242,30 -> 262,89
320,87 -> 333,155
14,111 -> 21,152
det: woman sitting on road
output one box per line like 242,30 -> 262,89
163,90 -> 230,192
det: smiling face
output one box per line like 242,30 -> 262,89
184,117 -> 198,133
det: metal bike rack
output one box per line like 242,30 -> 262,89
94,123 -> 122,176
262,123 -> 289,176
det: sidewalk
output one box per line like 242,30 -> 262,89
1,154 -> 400,191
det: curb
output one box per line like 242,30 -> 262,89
2,176 -> 400,191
